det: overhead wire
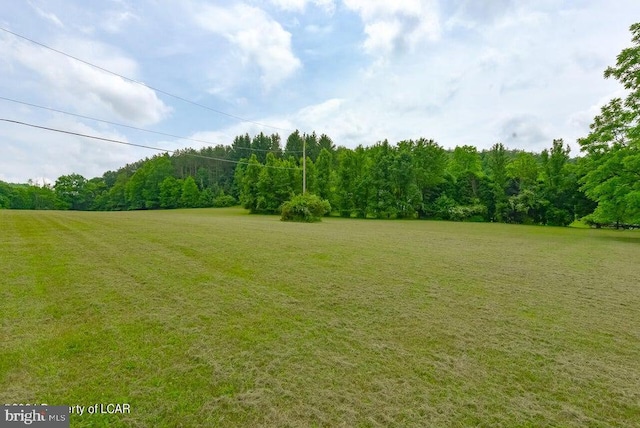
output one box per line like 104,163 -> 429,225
0,96 -> 304,154
0,119 -> 300,170
0,26 -> 295,133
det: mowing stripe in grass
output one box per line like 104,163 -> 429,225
1,208 -> 639,426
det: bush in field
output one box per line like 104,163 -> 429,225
213,193 -> 237,208
281,194 -> 331,222
433,195 -> 487,221
448,203 -> 488,222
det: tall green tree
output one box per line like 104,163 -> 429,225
486,143 -> 509,221
318,134 -> 336,153
236,154 -> 263,212
507,151 -> 539,191
304,132 -> 320,162
195,167 -> 209,190
541,140 -> 570,191
304,157 -> 318,195
367,141 -> 396,218
315,148 -> 333,201
126,167 -> 147,210
105,172 -> 129,210
230,133 -> 252,162
54,173 -> 90,210
352,146 -> 373,218
284,130 -> 304,161
86,177 -> 107,210
256,153 -> 297,213
252,133 -> 272,163
447,145 -> 484,204
334,146 -> 372,218
180,176 -> 201,208
391,147 -> 422,218
125,155 -> 173,210
540,139 -> 573,225
160,176 -> 182,208
505,152 -> 546,224
269,134 -> 283,158
0,181 -> 10,209
410,138 -> 447,217
579,23 -> 640,226
335,148 -> 357,217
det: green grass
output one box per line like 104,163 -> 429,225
1,208 -> 639,427
568,219 -> 591,228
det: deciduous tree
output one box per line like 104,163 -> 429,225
54,173 -> 89,210
579,23 -> 640,226
180,176 -> 201,208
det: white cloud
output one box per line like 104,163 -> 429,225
567,89 -> 627,134
190,1 -> 637,155
498,115 -> 551,150
270,0 -> 306,11
343,0 -> 440,57
313,0 -> 336,14
0,34 -> 170,126
194,97 -> 386,150
295,98 -> 368,139
195,3 -> 301,89
444,0 -> 514,31
3,0 -> 640,185
103,10 -> 140,33
305,23 -> 333,34
269,0 -> 336,14
28,1 -> 64,28
0,114 -> 140,183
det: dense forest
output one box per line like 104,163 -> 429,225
0,134 -> 603,226
2,24 -> 640,228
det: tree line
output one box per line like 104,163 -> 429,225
2,23 -> 639,227
0,134 -> 594,226
0,126 -> 631,227
235,137 -> 595,225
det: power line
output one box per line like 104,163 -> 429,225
0,119 -> 299,170
0,26 -> 294,133
0,96 -> 304,153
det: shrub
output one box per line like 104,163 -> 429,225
433,195 -> 456,220
449,204 -> 487,222
281,194 -> 331,223
213,194 -> 237,208
545,207 -> 572,226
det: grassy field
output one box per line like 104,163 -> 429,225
1,208 -> 639,427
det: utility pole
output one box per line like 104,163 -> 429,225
303,137 -> 306,194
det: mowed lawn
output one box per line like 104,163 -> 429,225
1,208 -> 639,427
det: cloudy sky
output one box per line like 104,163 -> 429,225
0,0 -> 638,183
